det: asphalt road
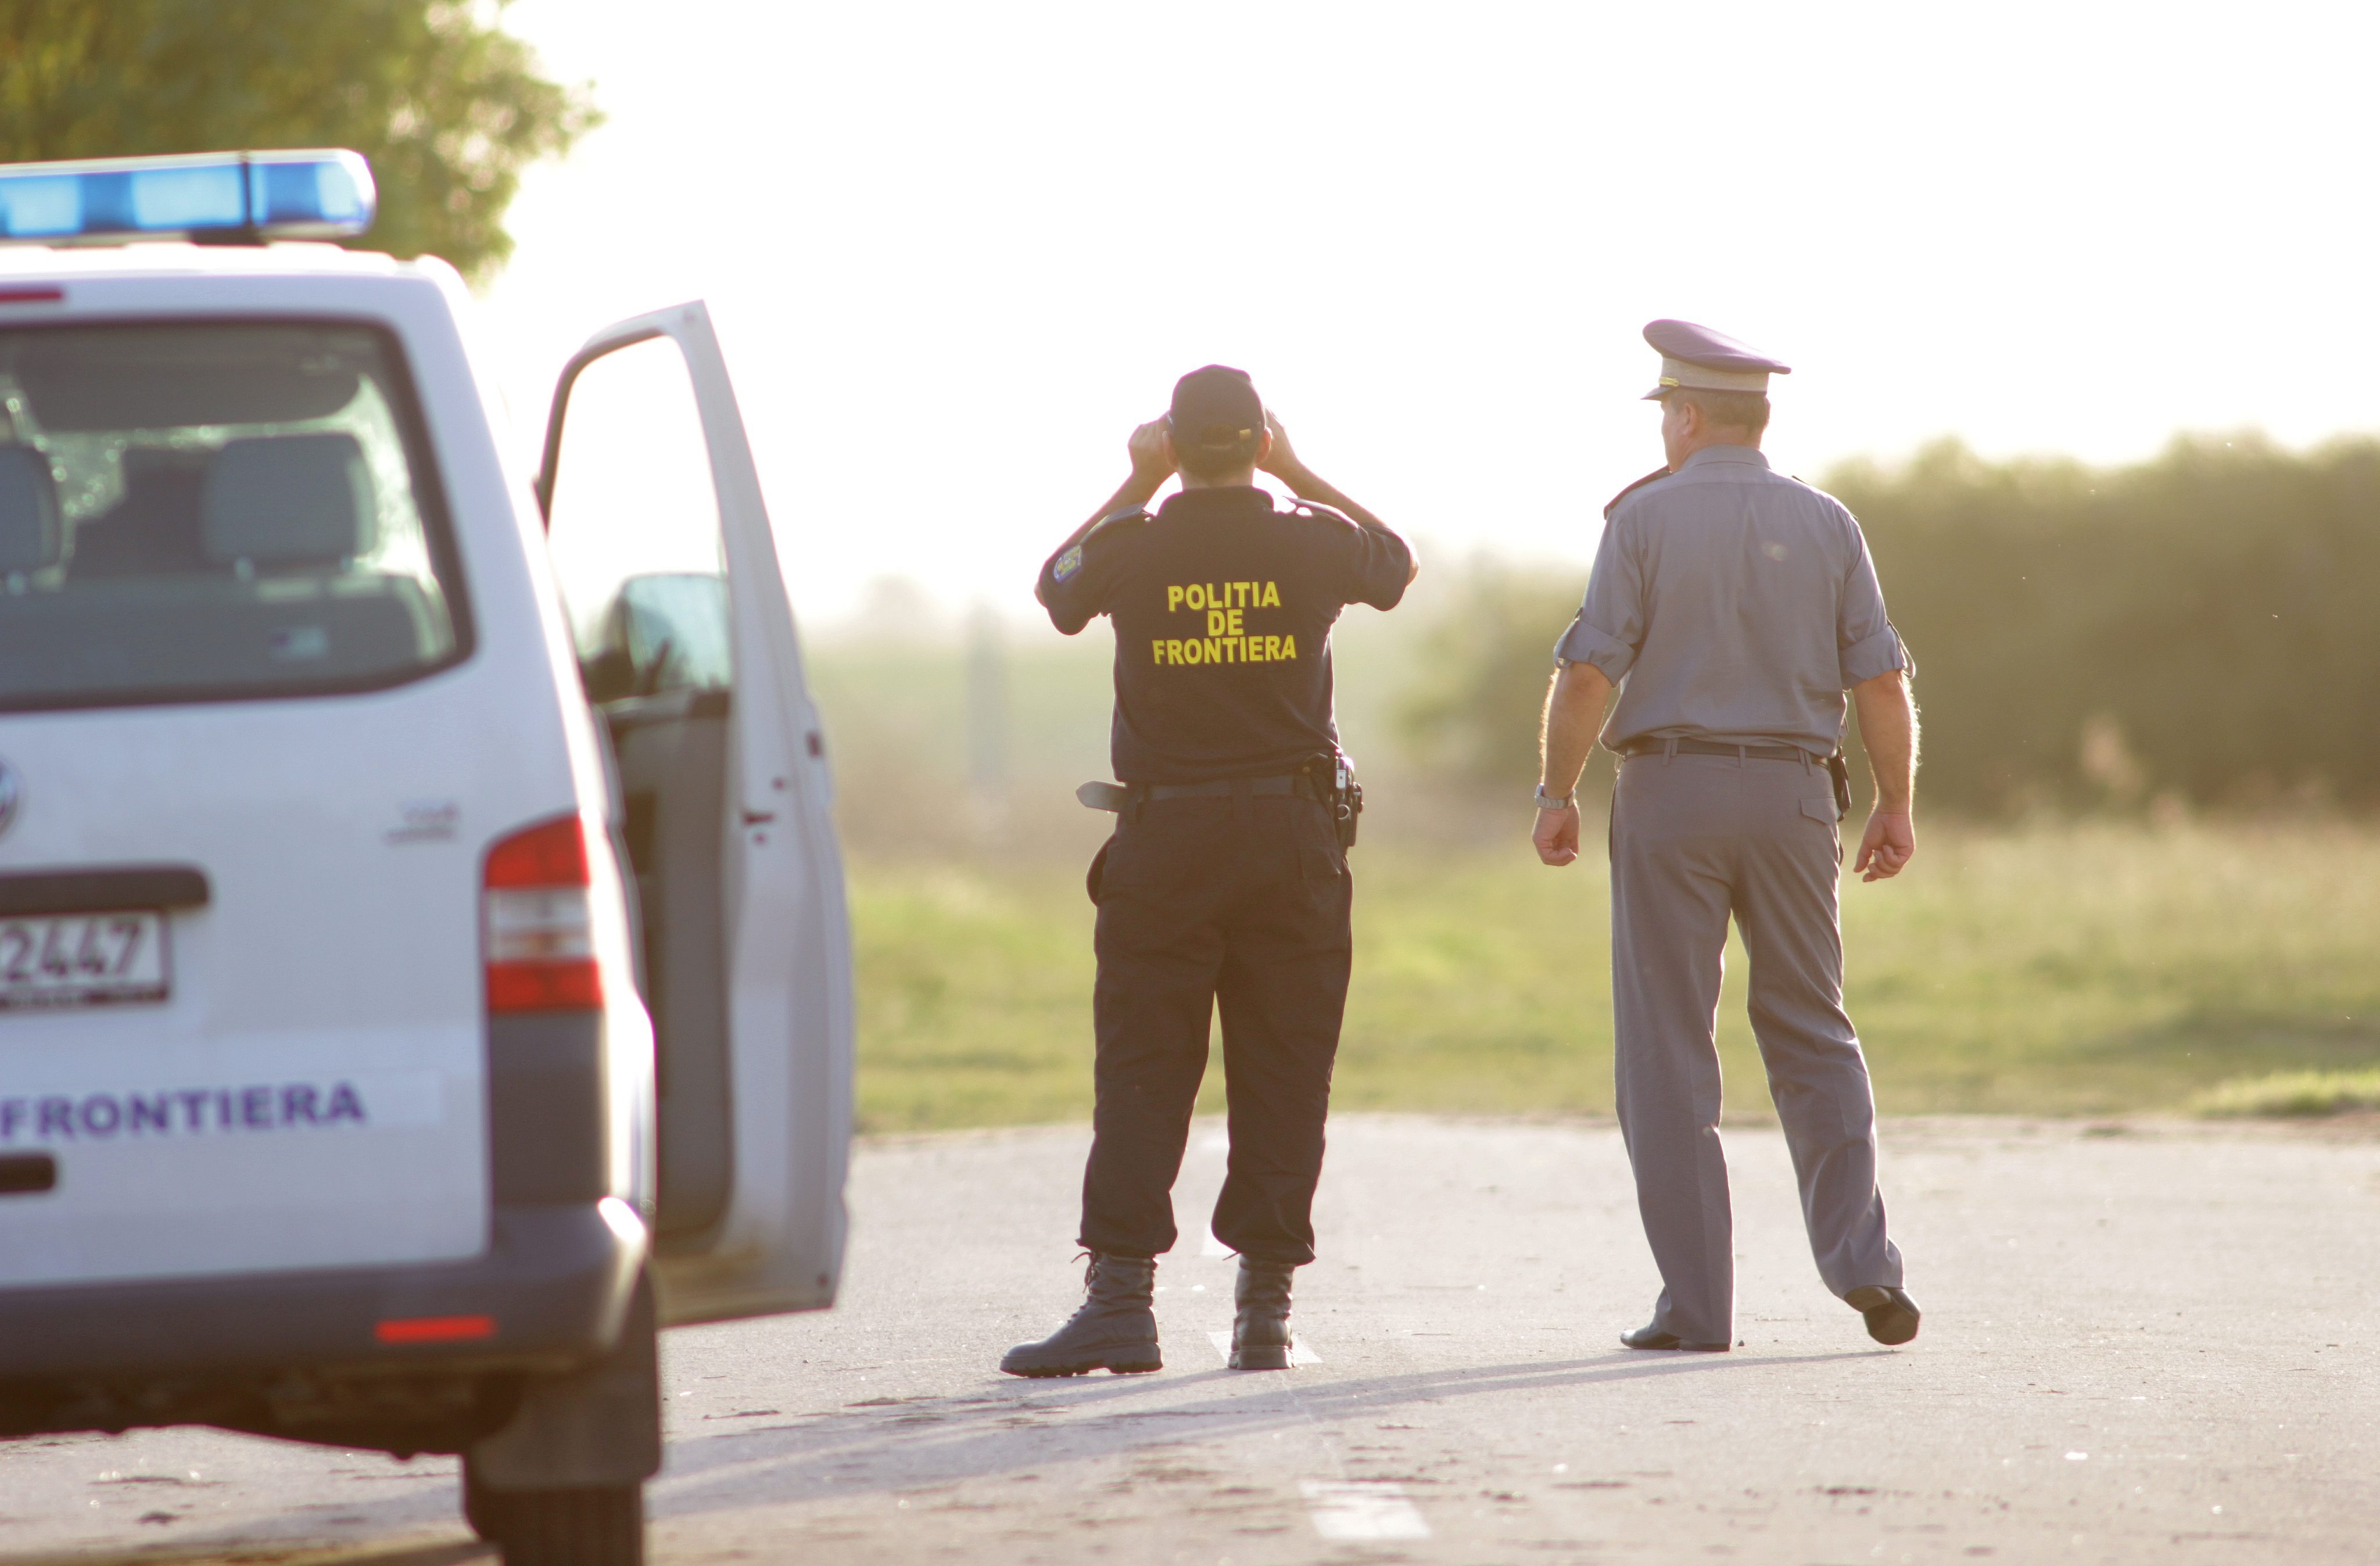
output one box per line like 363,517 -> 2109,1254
2,1113 -> 2376,1566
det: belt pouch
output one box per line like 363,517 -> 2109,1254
1826,754 -> 1852,819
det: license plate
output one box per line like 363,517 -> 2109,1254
0,910 -> 170,1009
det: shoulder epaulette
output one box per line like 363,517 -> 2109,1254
1602,466 -> 1673,521
1281,497 -> 1356,527
1086,506 -> 1153,540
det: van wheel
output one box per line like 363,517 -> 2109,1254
466,1479 -> 644,1565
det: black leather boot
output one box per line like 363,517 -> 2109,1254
999,1253 -> 1161,1377
1230,1257 -> 1296,1370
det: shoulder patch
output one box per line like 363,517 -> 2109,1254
1603,466 -> 1673,521
1052,544 -> 1084,582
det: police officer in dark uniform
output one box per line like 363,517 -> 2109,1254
1002,365 -> 1415,1377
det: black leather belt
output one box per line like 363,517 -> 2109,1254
1624,740 -> 1823,764
1139,773 -> 1309,802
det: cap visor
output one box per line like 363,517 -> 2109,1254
1641,385 -> 1671,401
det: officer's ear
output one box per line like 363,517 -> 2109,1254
1255,426 -> 1274,465
1159,427 -> 1177,468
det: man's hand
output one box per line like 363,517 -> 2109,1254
1853,810 -> 1915,881
1127,417 -> 1175,484
1533,802 -> 1582,867
1256,411 -> 1301,479
1531,664 -> 1610,868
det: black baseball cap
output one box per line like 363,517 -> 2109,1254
1168,364 -> 1265,450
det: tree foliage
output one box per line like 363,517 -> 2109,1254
1392,558 -> 1585,788
0,0 -> 596,282
1833,434 -> 2380,812
1396,436 -> 2380,812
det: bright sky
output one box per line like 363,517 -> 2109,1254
485,0 -> 2380,625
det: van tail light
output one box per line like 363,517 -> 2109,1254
483,814 -> 602,1013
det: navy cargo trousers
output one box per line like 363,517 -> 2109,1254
1079,788 -> 1353,1266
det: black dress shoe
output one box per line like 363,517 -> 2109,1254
1844,1284 -> 1921,1346
1620,1323 -> 1729,1352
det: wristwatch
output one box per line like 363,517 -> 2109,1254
1534,786 -> 1575,812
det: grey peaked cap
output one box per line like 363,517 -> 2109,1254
1641,318 -> 1793,400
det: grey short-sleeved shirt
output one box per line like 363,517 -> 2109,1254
1554,445 -> 1912,755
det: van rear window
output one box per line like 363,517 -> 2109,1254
0,322 -> 468,711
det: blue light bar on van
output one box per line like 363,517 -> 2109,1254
0,150 -> 375,244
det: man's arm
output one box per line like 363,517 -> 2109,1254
1258,414 -> 1419,585
1851,669 -> 1917,881
1530,661 -> 1613,868
1035,418 -> 1173,610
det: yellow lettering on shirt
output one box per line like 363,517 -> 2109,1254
1166,581 -> 1279,613
1149,629 -> 1297,665
1152,583 -> 1295,665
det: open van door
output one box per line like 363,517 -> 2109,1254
537,302 -> 852,1327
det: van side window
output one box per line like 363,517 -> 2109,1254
0,322 -> 467,712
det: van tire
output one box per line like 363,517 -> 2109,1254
469,1479 -> 644,1565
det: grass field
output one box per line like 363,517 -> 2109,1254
850,819 -> 2380,1131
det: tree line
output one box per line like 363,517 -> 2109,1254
1,0 -> 592,281
1397,434 -> 2380,813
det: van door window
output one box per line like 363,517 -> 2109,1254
0,322 -> 468,712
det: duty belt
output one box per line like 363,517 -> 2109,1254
1075,774 -> 1318,811
1621,739 -> 1852,818
1622,739 -> 1822,764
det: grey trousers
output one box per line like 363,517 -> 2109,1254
1610,748 -> 1902,1346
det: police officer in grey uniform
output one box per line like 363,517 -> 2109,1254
1532,320 -> 1923,1353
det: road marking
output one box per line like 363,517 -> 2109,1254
1198,1131 -> 1230,1154
1207,1330 -> 1321,1365
1300,1480 -> 1429,1540
1199,1230 -> 1234,1257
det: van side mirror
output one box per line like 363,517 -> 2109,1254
583,572 -> 729,705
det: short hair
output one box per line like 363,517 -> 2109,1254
1671,387 -> 1770,438
1174,424 -> 1262,480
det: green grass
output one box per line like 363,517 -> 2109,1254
2188,1069 -> 2380,1118
850,820 -> 2380,1131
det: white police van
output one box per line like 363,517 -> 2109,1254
0,150 -> 853,1564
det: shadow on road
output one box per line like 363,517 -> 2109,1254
1,1350 -> 1889,1558
0,1541 -> 488,1566
651,1347 -> 1887,1518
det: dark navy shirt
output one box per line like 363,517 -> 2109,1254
1039,485 -> 1411,784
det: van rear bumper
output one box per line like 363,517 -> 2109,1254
0,1198 -> 645,1384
